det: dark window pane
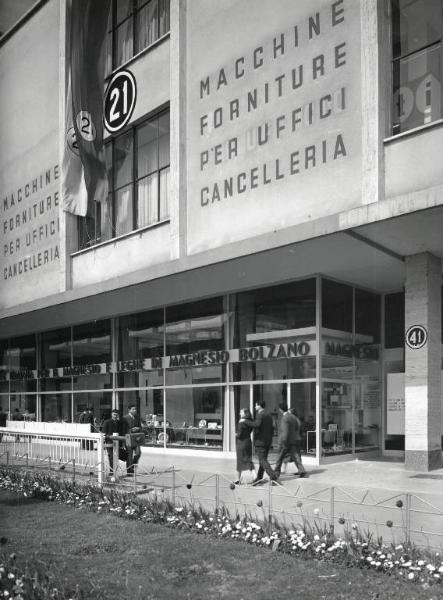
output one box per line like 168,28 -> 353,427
322,279 -> 353,332
137,173 -> 158,226
136,0 -> 159,52
115,184 -> 134,235
119,309 -> 164,361
41,329 -> 72,370
115,18 -> 133,67
137,119 -> 158,178
73,320 -> 111,364
391,0 -> 443,134
392,45 -> 442,134
355,289 -> 381,343
158,111 -> 170,168
158,0 -> 170,37
116,0 -> 133,26
385,292 -> 405,349
235,279 -> 316,347
114,132 -> 133,189
392,0 -> 442,59
166,297 -> 225,356
159,166 -> 169,220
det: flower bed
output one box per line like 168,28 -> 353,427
0,465 -> 442,594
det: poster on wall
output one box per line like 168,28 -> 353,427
186,0 -> 362,254
386,373 -> 405,435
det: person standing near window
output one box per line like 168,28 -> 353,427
0,406 -> 7,442
122,404 -> 143,474
102,409 -> 125,477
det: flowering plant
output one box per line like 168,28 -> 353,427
0,466 -> 442,590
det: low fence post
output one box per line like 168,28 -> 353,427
113,437 -> 119,480
268,482 -> 273,530
172,467 -> 176,504
215,474 -> 219,513
405,493 -> 411,544
330,486 -> 335,534
97,434 -> 105,486
72,458 -> 76,482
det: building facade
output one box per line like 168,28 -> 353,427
1,0 -> 442,470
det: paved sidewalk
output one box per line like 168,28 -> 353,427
137,449 -> 443,496
132,449 -> 443,550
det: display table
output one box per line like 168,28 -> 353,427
143,425 -> 222,446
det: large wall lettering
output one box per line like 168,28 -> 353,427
186,0 -> 362,253
2,165 -> 60,284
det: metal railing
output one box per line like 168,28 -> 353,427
1,429 -> 442,550
0,428 -> 105,484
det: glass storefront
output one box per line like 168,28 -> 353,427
0,276 -> 384,461
321,281 -> 381,458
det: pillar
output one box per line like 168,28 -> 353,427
404,253 -> 442,471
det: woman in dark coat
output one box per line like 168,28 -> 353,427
234,407 -> 254,484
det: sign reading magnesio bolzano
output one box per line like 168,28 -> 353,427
186,0 -> 362,254
0,340 -> 315,380
405,325 -> 428,350
104,70 -> 137,133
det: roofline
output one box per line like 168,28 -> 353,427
0,0 -> 50,47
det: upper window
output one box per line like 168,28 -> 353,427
391,0 -> 443,134
106,0 -> 170,73
79,109 -> 170,250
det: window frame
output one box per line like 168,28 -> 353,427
77,108 -> 170,251
391,0 -> 443,135
107,0 -> 170,74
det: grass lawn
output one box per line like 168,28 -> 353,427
0,490 -> 439,600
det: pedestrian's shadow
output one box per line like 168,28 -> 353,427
281,469 -> 326,478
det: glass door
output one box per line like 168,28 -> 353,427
322,379 -> 354,457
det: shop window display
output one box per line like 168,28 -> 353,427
72,320 -> 113,423
321,279 -> 381,457
6,335 -> 37,418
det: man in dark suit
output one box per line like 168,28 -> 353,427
274,403 -> 307,478
79,406 -> 94,449
122,404 -> 143,474
102,409 -> 126,476
0,406 -> 7,442
243,400 -> 278,484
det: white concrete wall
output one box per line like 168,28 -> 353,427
385,126 -> 443,199
0,0 -> 61,309
71,222 -> 171,287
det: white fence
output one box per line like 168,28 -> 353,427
5,421 -> 93,435
0,427 -> 105,484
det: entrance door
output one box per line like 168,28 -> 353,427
322,379 -> 354,458
321,377 -> 381,459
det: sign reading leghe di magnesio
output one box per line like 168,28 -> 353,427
186,0 -> 362,254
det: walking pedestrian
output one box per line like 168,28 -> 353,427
234,407 -> 255,484
274,403 -> 307,478
243,400 -> 278,485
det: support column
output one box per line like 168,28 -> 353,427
405,253 -> 442,471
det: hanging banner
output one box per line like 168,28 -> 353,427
62,0 -> 111,215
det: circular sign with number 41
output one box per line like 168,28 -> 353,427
104,69 -> 137,133
405,325 -> 428,349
